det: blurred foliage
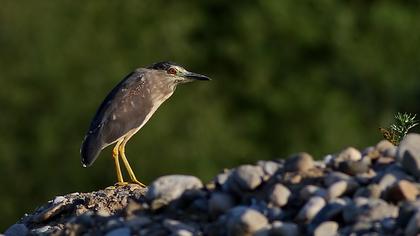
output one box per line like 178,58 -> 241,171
1,0 -> 420,230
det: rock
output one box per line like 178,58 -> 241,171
215,169 -> 231,186
226,207 -> 269,236
343,197 -> 398,224
337,159 -> 370,176
399,133 -> 420,178
284,152 -> 314,172
353,184 -> 381,199
32,201 -> 68,223
376,140 -> 395,154
231,165 -> 264,191
405,211 -> 420,236
126,216 -> 152,229
310,198 -> 347,226
208,192 -> 235,217
268,184 -> 291,207
146,175 -> 203,210
377,171 -> 409,194
4,224 -> 28,236
52,196 -> 66,204
270,221 -> 299,236
386,180 -> 419,202
163,219 -> 196,236
337,147 -> 362,162
11,136 -> 420,235
324,172 -> 353,186
326,180 -> 357,200
105,227 -> 131,236
31,226 -> 53,234
313,221 -> 339,236
299,185 -> 327,201
296,196 -> 326,222
125,199 -> 142,216
258,160 -> 281,176
397,200 -> 420,229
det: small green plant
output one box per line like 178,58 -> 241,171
380,112 -> 419,145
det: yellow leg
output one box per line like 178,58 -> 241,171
119,138 -> 146,187
112,139 -> 127,185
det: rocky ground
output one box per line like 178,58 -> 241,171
5,134 -> 420,236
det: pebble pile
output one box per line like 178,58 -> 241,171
5,134 -> 420,236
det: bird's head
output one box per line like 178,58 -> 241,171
148,61 -> 210,84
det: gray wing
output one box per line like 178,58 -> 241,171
81,69 -> 153,166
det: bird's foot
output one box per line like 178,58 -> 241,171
131,179 -> 147,188
114,181 -> 129,187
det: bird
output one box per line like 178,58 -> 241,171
80,61 -> 210,187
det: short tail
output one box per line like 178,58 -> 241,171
80,134 -> 103,167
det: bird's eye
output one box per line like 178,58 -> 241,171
167,68 -> 177,75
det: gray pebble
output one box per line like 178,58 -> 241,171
313,221 -> 339,236
231,165 -> 264,191
376,140 -> 395,154
52,196 -> 66,205
299,185 -> 327,201
296,196 -> 326,222
285,152 -> 314,172
269,184 -> 291,207
146,175 -> 203,210
337,147 -> 362,162
258,160 -> 280,176
226,206 -> 269,236
327,180 -> 358,200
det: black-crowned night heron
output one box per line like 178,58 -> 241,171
80,61 -> 210,187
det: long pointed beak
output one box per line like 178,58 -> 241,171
184,72 -> 211,81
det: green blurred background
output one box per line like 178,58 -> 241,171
1,0 -> 420,230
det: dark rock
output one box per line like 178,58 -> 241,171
4,223 -> 28,236
269,221 -> 299,236
105,227 -> 131,236
354,184 -> 381,199
405,211 -> 420,236
386,180 -> 419,202
399,133 -> 420,178
208,192 -> 235,217
337,159 -> 370,176
397,200 -> 420,229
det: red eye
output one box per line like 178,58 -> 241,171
167,68 -> 177,75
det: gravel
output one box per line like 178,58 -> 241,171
8,136 -> 420,235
